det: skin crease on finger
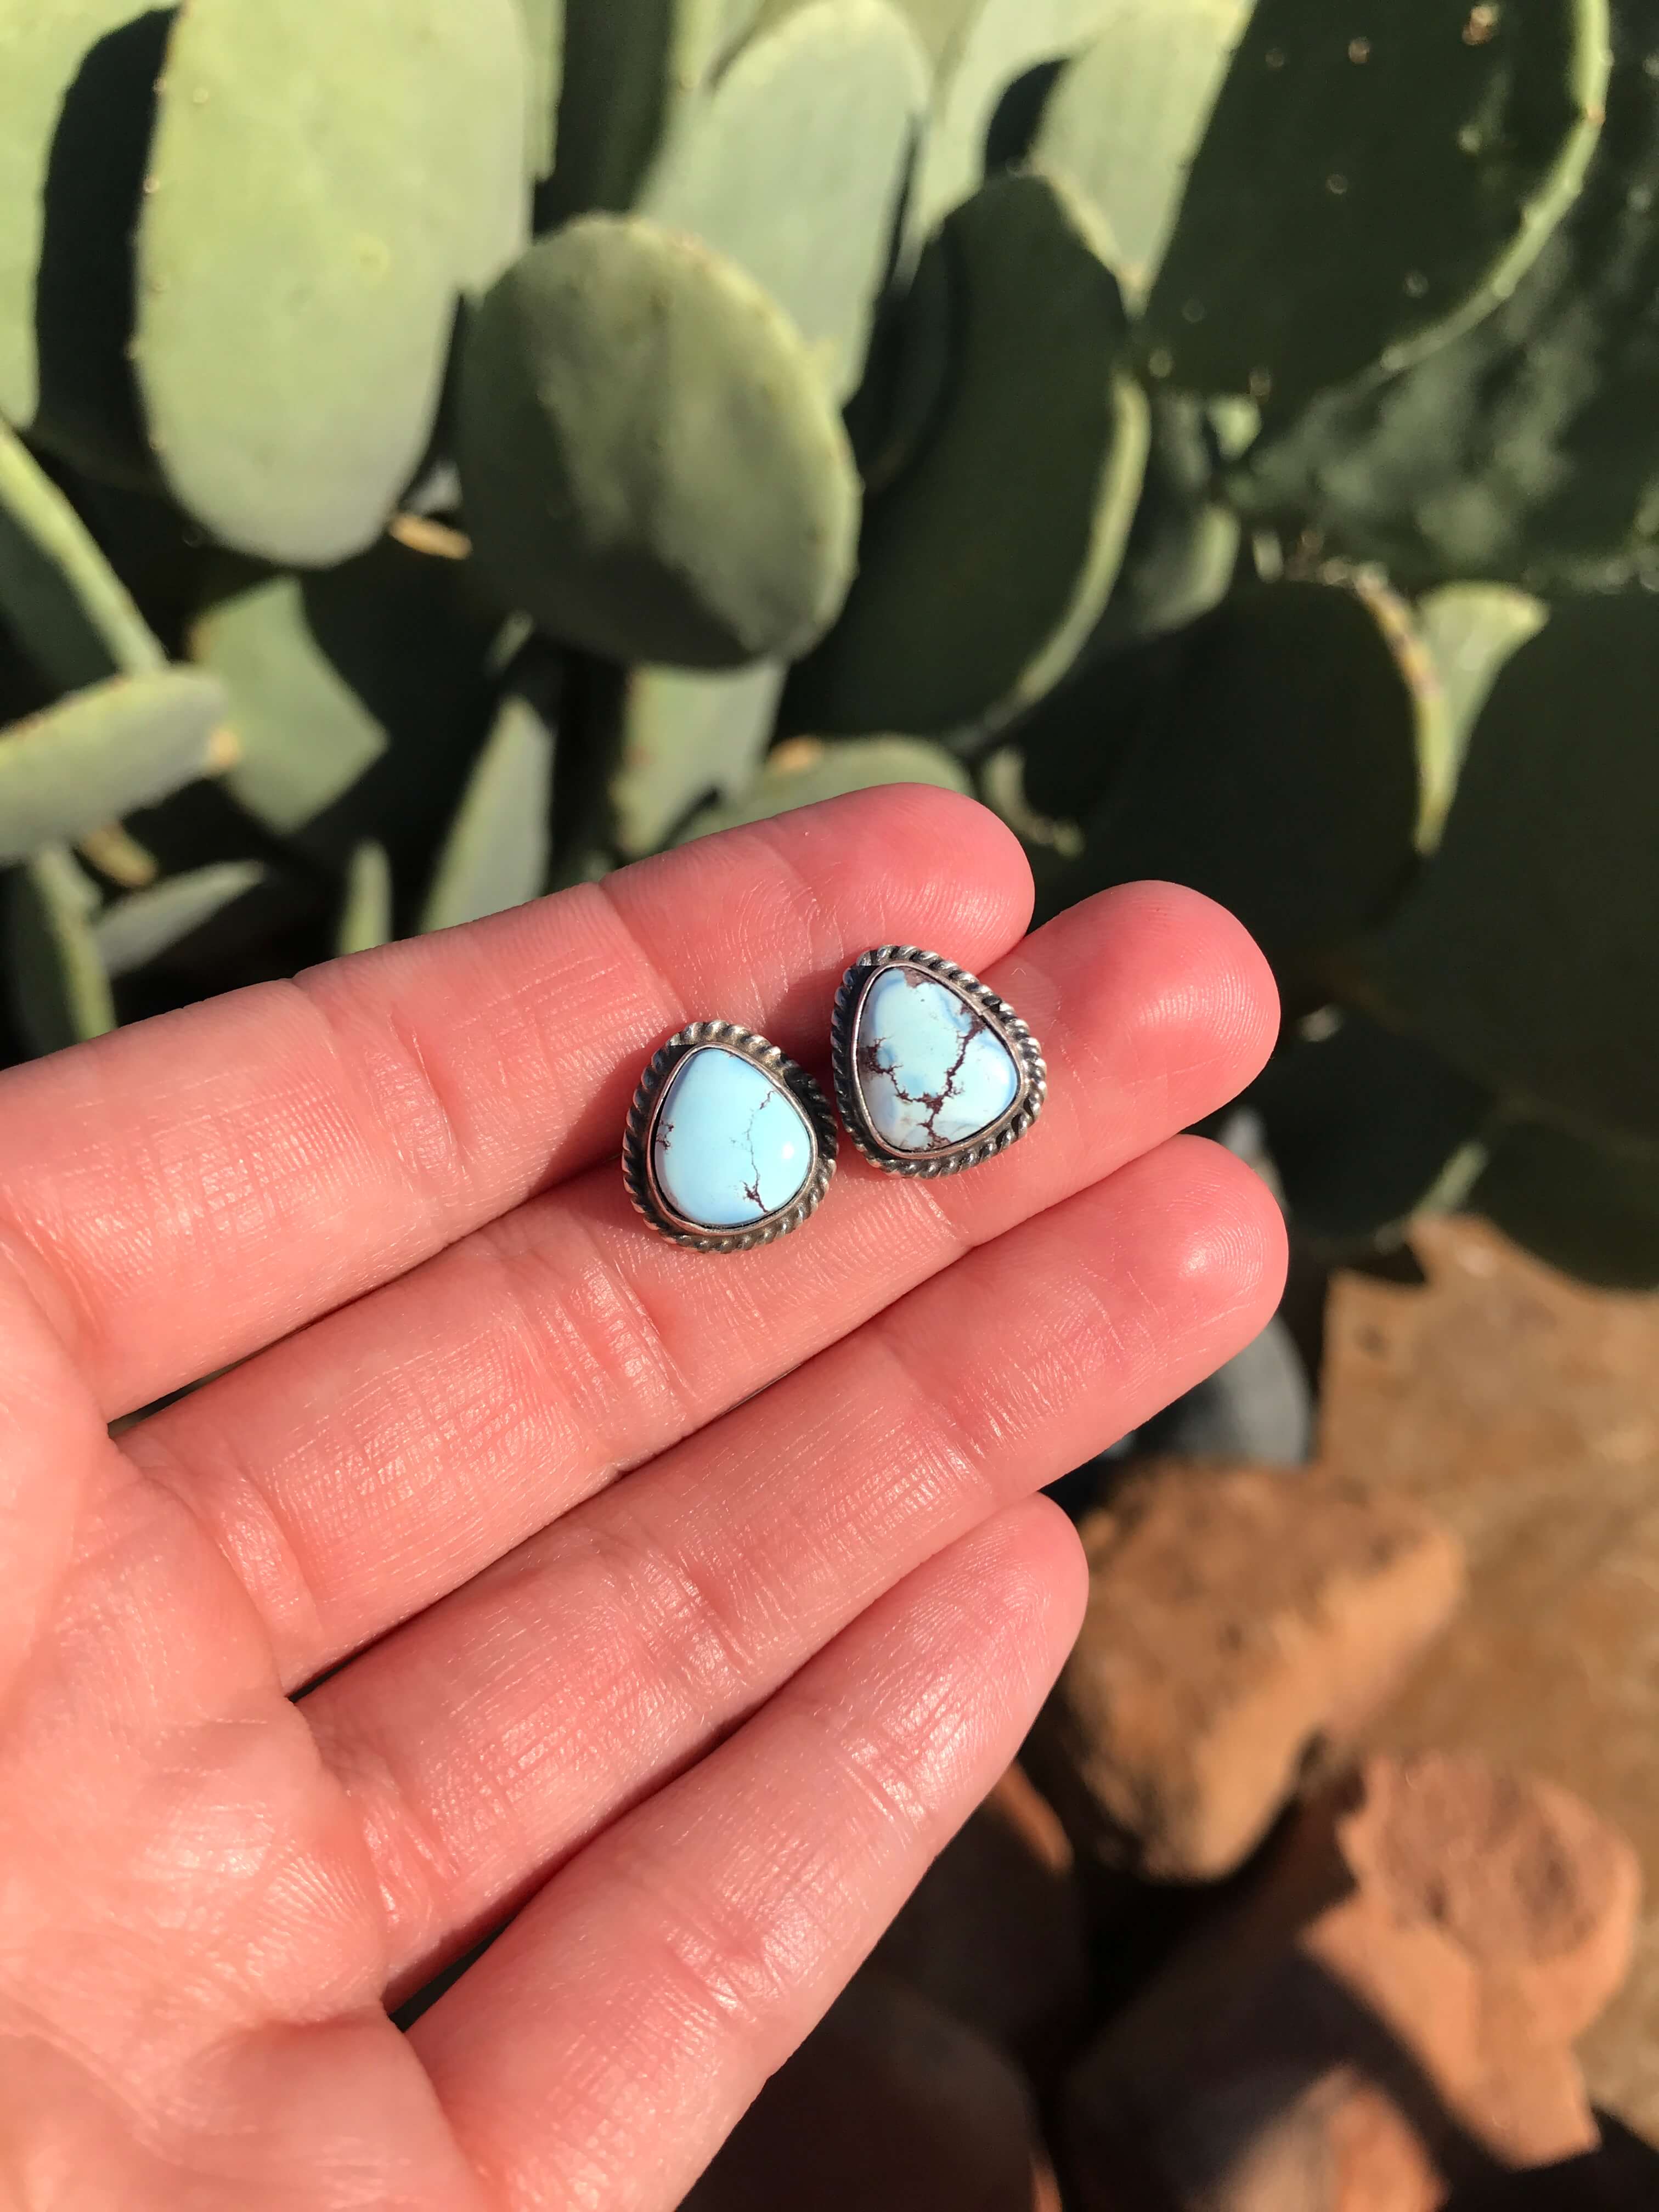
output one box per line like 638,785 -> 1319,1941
314,1131 -> 1285,2012
0,789 -> 1037,1421
411,1499 -> 1096,2212
123,872 -> 1280,1691
0,794 -> 1284,2212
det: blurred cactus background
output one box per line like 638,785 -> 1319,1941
3,0 -> 1657,1296
13,7 -> 1659,2203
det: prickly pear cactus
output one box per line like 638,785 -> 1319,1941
136,0 -> 528,565
1,0 -> 1655,1289
459,215 -> 861,668
1239,0 -> 1659,588
1135,0 -> 1611,407
0,668 -> 232,862
783,170 -> 1149,741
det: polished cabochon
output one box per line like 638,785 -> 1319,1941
623,1020 -> 838,1251
832,947 -> 1047,1176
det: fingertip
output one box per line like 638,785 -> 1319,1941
953,1495 -> 1091,1688
1008,1493 -> 1092,1653
1101,880 -> 1281,1094
1156,1131 -> 1291,1342
755,784 -> 1036,947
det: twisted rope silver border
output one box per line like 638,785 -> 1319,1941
831,947 -> 1047,1180
623,1020 -> 838,1252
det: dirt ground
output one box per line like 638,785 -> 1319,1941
1323,1217 -> 1659,2138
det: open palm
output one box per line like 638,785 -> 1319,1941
0,789 -> 1282,2210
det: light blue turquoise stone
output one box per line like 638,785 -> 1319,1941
856,968 -> 1020,1154
652,1046 -> 814,1228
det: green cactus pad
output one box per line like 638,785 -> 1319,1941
1236,20 -> 1659,590
1001,640 -> 1158,836
1252,1010 -> 1493,1249
134,0 -> 528,566
0,668 -> 230,864
94,861 -> 268,978
516,0 -> 565,182
1088,393 -> 1241,658
915,0 -> 1115,240
337,840 -> 395,956
193,579 -> 389,839
6,845 -> 115,1055
641,0 -> 929,403
0,0 -> 161,432
1363,594 -> 1659,1146
1414,584 -> 1547,851
1034,580 -> 1426,963
612,664 -> 785,858
421,693 -> 555,933
720,0 -> 769,42
679,734 -> 969,840
783,172 -> 1148,741
544,0 -> 757,223
846,225 -> 957,496
1033,0 -> 1250,307
1472,1116 -> 1659,1291
460,217 -> 861,669
885,0 -> 979,69
1142,0 -> 1611,407
0,421 -> 164,692
3,3 -> 173,487
193,542 -> 498,867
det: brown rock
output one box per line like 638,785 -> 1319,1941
1309,1754 -> 1641,2169
1321,1215 -> 1659,2139
1442,2113 -> 1659,2212
1330,1755 -> 1641,2055
1064,1753 -> 1640,2211
1098,2068 -> 1445,2212
1325,2079 -> 1447,2212
1024,1462 -> 1466,1880
871,1764 -> 1090,2087
684,1972 -> 1060,2212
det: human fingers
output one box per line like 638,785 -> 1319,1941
0,787 -> 1031,1416
306,1136 -> 1284,1998
0,1259 -> 119,1695
408,1499 -> 1088,2212
132,883 -> 1277,1684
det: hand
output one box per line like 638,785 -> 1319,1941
0,790 -> 1282,2211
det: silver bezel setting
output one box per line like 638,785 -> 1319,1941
623,1020 -> 838,1252
831,947 -> 1047,1178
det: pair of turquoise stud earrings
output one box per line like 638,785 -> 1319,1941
623,946 -> 1047,1254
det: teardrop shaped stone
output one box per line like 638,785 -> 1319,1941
653,1046 -> 814,1229
855,968 -> 1020,1154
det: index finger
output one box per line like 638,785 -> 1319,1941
0,787 -> 1032,1418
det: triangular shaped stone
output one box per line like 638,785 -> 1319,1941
653,1046 -> 814,1229
855,968 -> 1021,1155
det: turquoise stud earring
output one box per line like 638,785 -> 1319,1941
624,1021 -> 837,1251
831,947 -> 1046,1176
